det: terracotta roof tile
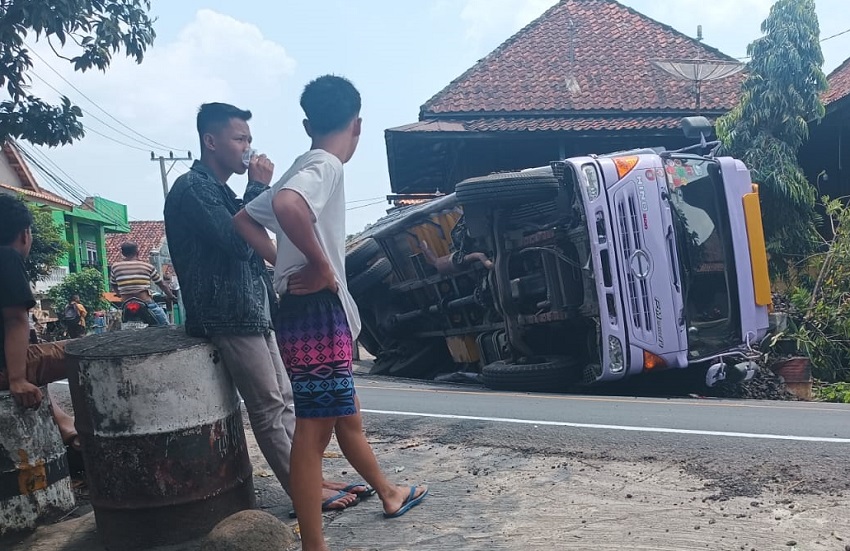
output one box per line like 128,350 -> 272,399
105,220 -> 165,266
0,182 -> 75,207
395,115 -> 691,133
422,0 -> 743,116
825,57 -> 850,105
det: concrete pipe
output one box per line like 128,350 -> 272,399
65,327 -> 255,550
0,388 -> 75,537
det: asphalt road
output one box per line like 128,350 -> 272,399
355,376 -> 850,442
351,375 -> 850,500
39,374 -> 850,550
49,371 -> 850,498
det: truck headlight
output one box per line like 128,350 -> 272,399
608,336 -> 625,373
583,165 -> 600,200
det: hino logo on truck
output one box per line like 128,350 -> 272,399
636,178 -> 650,229
636,178 -> 649,212
655,298 -> 664,348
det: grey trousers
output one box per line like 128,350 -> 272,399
212,332 -> 295,496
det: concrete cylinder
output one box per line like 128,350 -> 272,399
65,327 -> 255,550
0,388 -> 75,537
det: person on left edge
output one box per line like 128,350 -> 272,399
110,241 -> 175,325
0,194 -> 83,460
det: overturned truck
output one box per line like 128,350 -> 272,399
347,118 -> 772,392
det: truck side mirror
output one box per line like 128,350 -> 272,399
680,116 -> 714,140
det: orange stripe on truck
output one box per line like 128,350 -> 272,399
742,184 -> 771,306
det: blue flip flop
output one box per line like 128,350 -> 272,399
288,491 -> 360,519
383,486 -> 429,519
343,482 -> 376,499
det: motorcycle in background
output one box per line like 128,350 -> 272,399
120,297 -> 161,329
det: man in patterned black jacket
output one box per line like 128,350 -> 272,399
164,103 -> 363,513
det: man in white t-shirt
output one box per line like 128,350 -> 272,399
235,75 -> 427,551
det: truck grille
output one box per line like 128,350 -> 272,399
616,192 -> 653,336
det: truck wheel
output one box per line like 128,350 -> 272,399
349,257 -> 393,298
481,356 -> 580,392
345,237 -> 381,277
456,171 -> 559,206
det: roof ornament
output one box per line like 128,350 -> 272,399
564,18 -> 581,95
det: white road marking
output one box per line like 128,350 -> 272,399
51,381 -> 849,443
361,409 -> 850,444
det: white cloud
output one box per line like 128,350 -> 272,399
25,9 -> 297,220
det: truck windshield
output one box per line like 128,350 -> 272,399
664,156 -> 740,358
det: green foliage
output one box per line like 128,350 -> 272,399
24,203 -> 69,283
814,382 -> 850,403
716,0 -> 827,273
0,1 -> 156,146
48,267 -> 107,326
784,199 -> 850,382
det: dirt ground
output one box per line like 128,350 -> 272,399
7,361 -> 850,551
9,415 -> 850,551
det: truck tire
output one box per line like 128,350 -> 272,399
348,257 -> 392,298
345,238 -> 381,277
456,171 -> 559,206
481,356 -> 580,392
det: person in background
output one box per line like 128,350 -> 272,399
29,312 -> 39,344
63,294 -> 87,338
93,311 -> 106,334
110,241 -> 175,325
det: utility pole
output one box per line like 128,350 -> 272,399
150,151 -> 192,326
151,151 -> 193,200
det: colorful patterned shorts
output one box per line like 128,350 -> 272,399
275,291 -> 357,419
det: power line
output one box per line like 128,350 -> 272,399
731,27 -> 850,61
21,144 -> 90,199
346,196 -> 385,205
29,70 -> 158,153
346,200 -> 386,211
25,42 -> 185,152
17,142 -> 136,227
82,125 -> 153,152
822,27 -> 850,42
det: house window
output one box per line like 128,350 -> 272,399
85,241 -> 98,265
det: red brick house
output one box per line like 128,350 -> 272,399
385,0 -> 744,195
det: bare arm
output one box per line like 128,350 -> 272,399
273,190 -> 337,295
234,209 -> 277,266
155,280 -> 176,301
3,305 -> 43,407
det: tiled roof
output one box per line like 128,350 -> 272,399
105,220 -> 165,266
825,57 -> 850,105
422,0 -> 744,117
0,182 -> 75,207
2,142 -> 41,191
393,115 -> 693,134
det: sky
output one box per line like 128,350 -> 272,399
18,0 -> 850,234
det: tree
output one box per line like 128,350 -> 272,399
24,202 -> 69,283
48,267 -> 108,326
716,0 -> 827,273
0,1 -> 156,146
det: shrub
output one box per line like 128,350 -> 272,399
785,198 -> 850,382
48,268 -> 108,327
